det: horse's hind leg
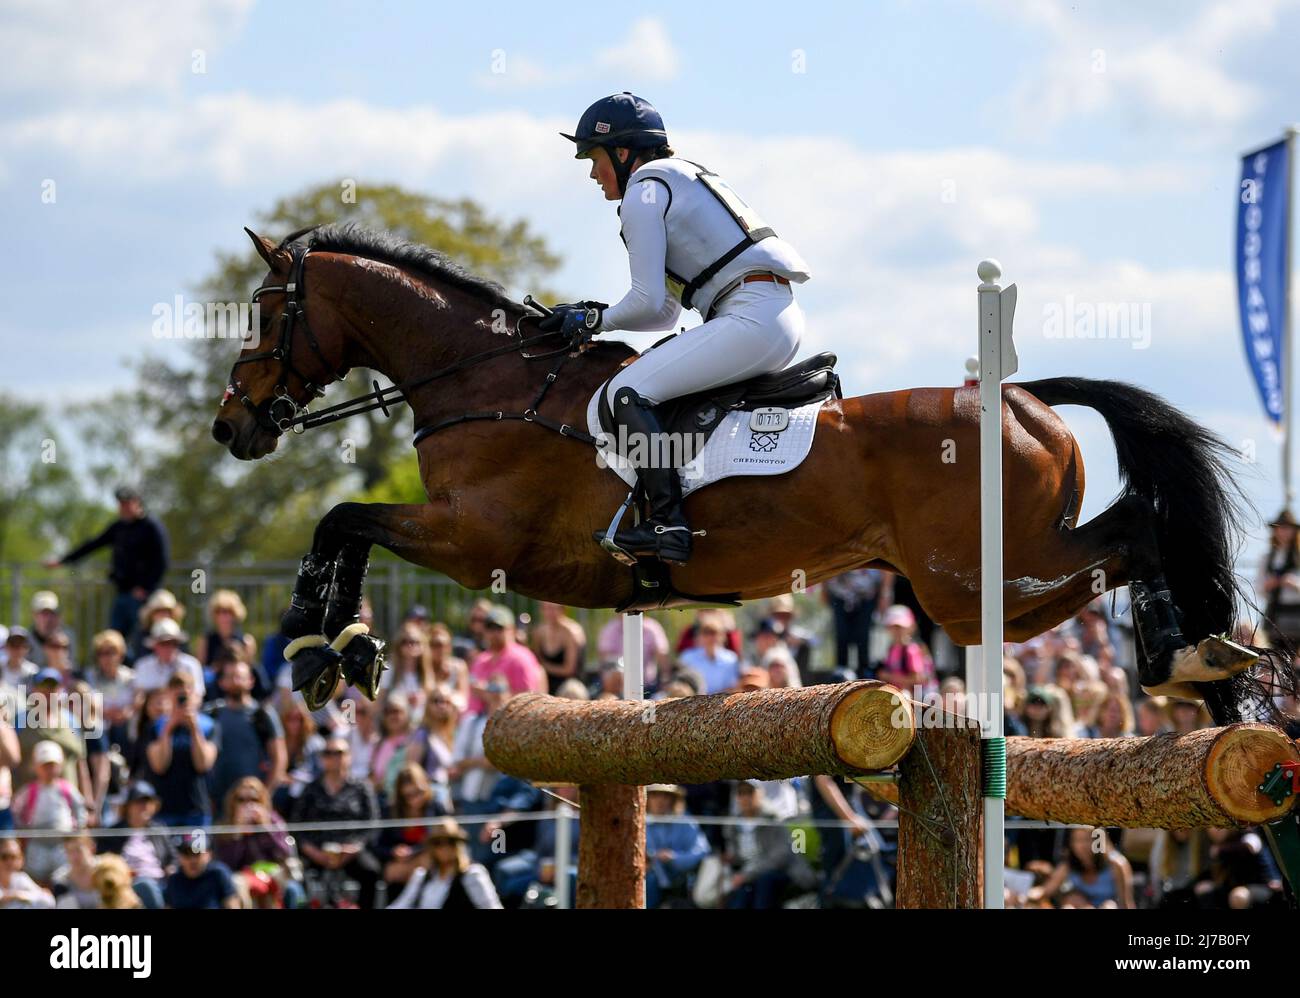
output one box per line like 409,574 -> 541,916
998,495 -> 1256,695
929,493 -> 1145,646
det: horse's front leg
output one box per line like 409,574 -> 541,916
284,502 -> 445,708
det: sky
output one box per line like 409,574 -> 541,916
2,0 -> 1299,578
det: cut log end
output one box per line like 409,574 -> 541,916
1007,724 -> 1298,828
1205,723 -> 1298,825
830,683 -> 915,772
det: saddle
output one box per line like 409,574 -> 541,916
597,350 -> 840,445
597,351 -> 840,612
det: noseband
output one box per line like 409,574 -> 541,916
225,244 -> 341,435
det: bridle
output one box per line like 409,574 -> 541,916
225,243 -> 342,435
222,234 -> 599,449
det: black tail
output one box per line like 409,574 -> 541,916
1019,377 -> 1282,724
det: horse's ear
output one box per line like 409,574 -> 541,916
244,227 -> 291,272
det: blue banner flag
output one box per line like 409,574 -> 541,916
1237,138 -> 1291,424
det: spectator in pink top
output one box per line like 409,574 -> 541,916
597,614 -> 669,688
466,606 -> 545,714
875,605 -> 935,696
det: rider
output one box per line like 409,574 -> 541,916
542,92 -> 811,565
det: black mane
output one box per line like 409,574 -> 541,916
302,222 -> 520,312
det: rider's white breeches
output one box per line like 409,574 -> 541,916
605,280 -> 804,407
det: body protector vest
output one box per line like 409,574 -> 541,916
620,158 -> 811,317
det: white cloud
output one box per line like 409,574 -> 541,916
473,17 -> 678,91
1000,0 -> 1296,132
594,17 -> 678,81
475,52 -> 557,92
0,0 -> 253,101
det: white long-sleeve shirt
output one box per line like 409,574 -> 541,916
387,862 -> 502,909
602,180 -> 684,333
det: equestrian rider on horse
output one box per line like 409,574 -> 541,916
543,93 -> 811,565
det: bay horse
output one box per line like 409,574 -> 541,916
213,223 -> 1278,725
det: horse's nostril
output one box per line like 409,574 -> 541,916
212,419 -> 235,445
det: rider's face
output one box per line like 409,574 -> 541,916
585,147 -> 625,201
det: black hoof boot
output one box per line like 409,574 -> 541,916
1129,577 -> 1188,689
281,555 -> 334,640
339,632 -> 387,701
291,643 -> 343,711
322,545 -> 370,638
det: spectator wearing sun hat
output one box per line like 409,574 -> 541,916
28,591 -> 78,669
193,589 -> 257,674
465,606 -> 546,713
131,589 -> 188,663
644,783 -> 710,908
86,630 -> 135,744
133,618 -> 205,699
387,817 -> 502,909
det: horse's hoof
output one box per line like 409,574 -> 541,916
291,643 -> 343,711
339,633 -> 387,701
1167,636 -> 1259,683
1139,680 -> 1205,701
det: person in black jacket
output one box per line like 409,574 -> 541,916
290,735 -> 381,907
48,486 -> 169,650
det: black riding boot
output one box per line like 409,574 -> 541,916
596,390 -> 693,565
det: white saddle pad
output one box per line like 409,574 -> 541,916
585,388 -> 825,497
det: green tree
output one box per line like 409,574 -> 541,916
0,401 -> 104,565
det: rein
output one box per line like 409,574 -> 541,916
229,243 -> 599,448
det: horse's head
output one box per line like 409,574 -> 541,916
212,227 -> 342,459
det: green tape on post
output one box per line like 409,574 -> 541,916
982,736 -> 1007,799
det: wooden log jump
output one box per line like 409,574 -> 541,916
485,682 -> 985,908
1006,724 -> 1297,828
484,683 -> 1298,908
484,681 -> 916,785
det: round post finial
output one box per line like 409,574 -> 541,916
977,259 -> 1002,285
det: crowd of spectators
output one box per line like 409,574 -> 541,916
1,536 -> 1295,909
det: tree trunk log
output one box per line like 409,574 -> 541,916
576,784 -> 645,909
1007,724 -> 1297,827
485,682 -> 914,785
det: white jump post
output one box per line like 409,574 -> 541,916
622,611 -> 644,701
974,258 -> 1016,910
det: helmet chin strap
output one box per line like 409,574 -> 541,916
611,147 -> 637,197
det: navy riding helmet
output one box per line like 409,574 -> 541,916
560,92 -> 668,195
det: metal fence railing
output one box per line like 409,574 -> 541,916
0,561 -> 856,671
0,560 -> 627,650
